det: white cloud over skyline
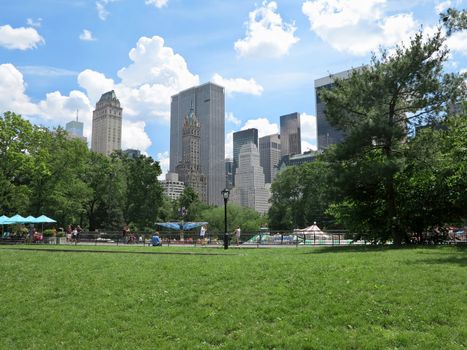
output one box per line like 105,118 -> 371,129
0,24 -> 44,50
302,0 -> 418,55
225,112 -> 241,126
235,1 -> 299,58
211,74 -> 263,96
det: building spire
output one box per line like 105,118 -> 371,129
76,109 -> 79,122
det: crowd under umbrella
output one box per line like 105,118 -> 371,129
0,214 -> 57,236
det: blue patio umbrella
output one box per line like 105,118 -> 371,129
5,214 -> 27,224
35,215 -> 57,223
156,222 -> 208,231
24,216 -> 38,224
0,215 -> 10,225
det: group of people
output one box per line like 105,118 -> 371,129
200,225 -> 242,246
27,225 -> 43,243
66,225 -> 82,242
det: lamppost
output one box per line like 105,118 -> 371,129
221,188 -> 230,250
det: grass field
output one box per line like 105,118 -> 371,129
0,245 -> 465,349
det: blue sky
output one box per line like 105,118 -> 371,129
1,0 -> 466,175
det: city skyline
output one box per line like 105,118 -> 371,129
1,0 -> 466,177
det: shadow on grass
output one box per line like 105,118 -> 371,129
409,255 -> 467,267
306,244 -> 466,255
2,247 -> 238,256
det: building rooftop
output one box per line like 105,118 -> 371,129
99,90 -> 118,102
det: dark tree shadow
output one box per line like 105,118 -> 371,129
305,244 -> 466,255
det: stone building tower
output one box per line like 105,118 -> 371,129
175,107 -> 207,203
91,90 -> 122,156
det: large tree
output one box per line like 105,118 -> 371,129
269,161 -> 335,230
321,30 -> 466,244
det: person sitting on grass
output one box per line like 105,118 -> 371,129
151,232 -> 161,246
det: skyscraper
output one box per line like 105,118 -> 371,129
66,112 -> 84,138
280,112 -> 301,159
175,107 -> 207,202
230,143 -> 271,214
259,133 -> 281,184
91,90 -> 122,156
315,68 -> 355,150
232,128 -> 258,185
170,82 -> 225,206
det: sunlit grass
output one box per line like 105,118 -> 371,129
0,245 -> 465,349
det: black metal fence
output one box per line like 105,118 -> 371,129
1,229 -> 465,247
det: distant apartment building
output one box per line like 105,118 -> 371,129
91,90 -> 122,156
280,113 -> 301,160
230,143 -> 271,214
233,128 -> 258,186
161,172 -> 185,200
123,149 -> 141,159
278,150 -> 318,172
259,134 -> 281,184
170,82 -> 225,206
315,68 -> 356,150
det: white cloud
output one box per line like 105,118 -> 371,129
0,24 -> 44,50
37,90 -> 94,139
122,120 -> 152,153
0,64 -> 39,115
79,29 -> 96,41
447,31 -> 467,56
225,131 -> 234,159
241,117 -> 279,137
117,36 -> 198,88
0,64 -> 93,138
26,18 -> 42,28
18,65 -> 78,77
226,112 -> 241,126
1,35 -> 200,158
211,73 -> 263,96
435,1 -> 451,14
78,69 -> 115,104
80,35 -> 199,122
96,0 -> 118,20
235,1 -> 299,58
145,0 -> 168,8
300,113 -> 317,151
302,0 -> 418,55
155,151 -> 170,179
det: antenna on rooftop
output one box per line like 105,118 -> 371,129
76,109 -> 79,122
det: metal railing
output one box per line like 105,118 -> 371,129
1,229 -> 464,247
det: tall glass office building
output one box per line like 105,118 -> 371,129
259,133 -> 281,184
315,68 -> 356,150
170,82 -> 225,206
280,112 -> 301,159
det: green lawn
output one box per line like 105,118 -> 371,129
0,245 -> 465,349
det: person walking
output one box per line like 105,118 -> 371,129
235,227 -> 241,246
200,225 -> 206,244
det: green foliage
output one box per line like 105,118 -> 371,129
269,161 -> 335,230
117,152 -> 163,230
0,112 -> 167,231
440,8 -> 467,35
321,30 -> 466,244
199,203 -> 263,234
